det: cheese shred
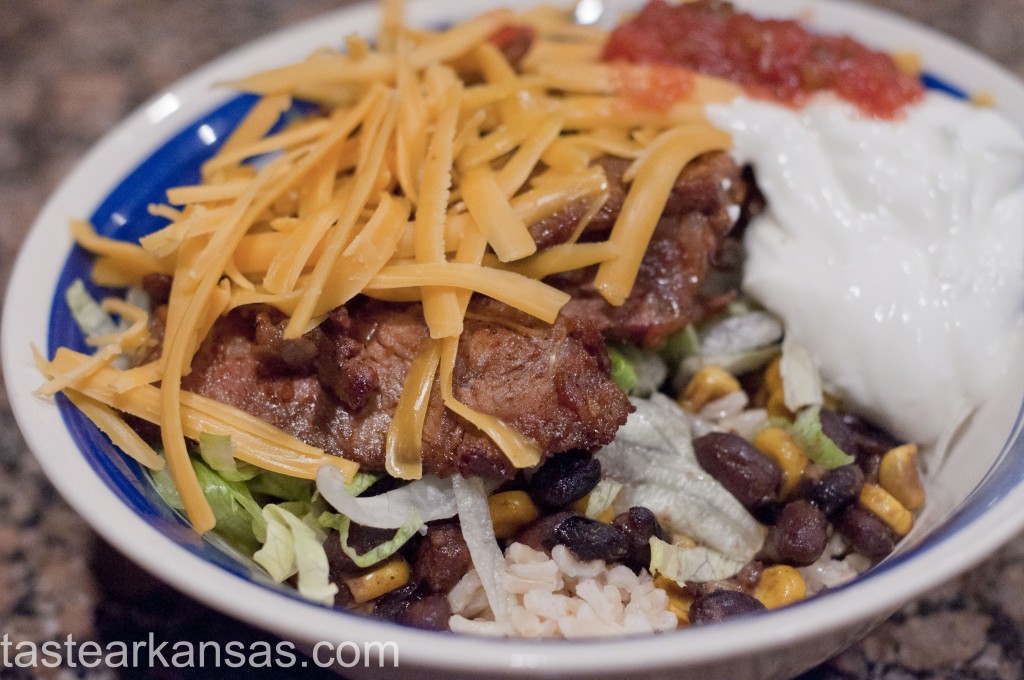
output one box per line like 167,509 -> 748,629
49,2 -> 740,533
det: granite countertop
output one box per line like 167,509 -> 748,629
2,1 -> 1024,678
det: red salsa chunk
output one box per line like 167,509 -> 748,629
602,0 -> 924,118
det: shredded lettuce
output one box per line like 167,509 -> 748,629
316,466 -> 456,529
452,475 -> 511,629
254,504 -> 337,605
700,311 -> 782,358
632,352 -> 668,398
675,346 -> 780,395
661,324 -> 700,366
725,298 -> 759,317
198,433 -> 258,482
66,279 -> 117,340
316,470 -> 414,569
124,286 -> 152,314
648,537 -> 745,583
595,395 -> 765,561
150,466 -> 185,510
247,470 -> 316,503
608,347 -> 639,393
584,479 -> 622,519
344,471 -> 381,497
150,459 -> 263,553
780,336 -> 823,412
194,460 -> 264,553
608,344 -> 667,397
791,405 -> 855,469
319,512 -> 420,569
672,311 -> 782,393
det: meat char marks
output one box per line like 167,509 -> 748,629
148,149 -> 751,480
544,152 -> 750,348
179,297 -> 632,479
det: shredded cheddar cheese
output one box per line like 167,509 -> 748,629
47,2 -> 737,532
385,337 -> 442,480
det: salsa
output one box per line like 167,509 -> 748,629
602,0 -> 924,118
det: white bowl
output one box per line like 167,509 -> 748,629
5,1 -> 1024,678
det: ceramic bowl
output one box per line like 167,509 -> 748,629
5,1 -> 1024,678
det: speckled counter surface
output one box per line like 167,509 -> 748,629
2,1 -> 1024,678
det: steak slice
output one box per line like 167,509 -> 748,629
547,151 -> 749,347
179,296 -> 632,479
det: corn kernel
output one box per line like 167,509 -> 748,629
594,504 -> 615,524
570,494 -> 589,514
489,490 -> 541,539
753,565 -> 806,609
765,390 -> 794,420
346,557 -> 411,604
879,444 -> 925,511
822,391 -> 843,411
670,534 -> 698,549
654,575 -> 693,626
681,365 -> 741,412
569,493 -> 615,523
859,483 -> 914,536
754,428 -> 808,498
764,356 -> 784,396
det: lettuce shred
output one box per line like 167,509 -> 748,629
66,279 -> 117,340
649,537 -> 745,583
254,504 -> 337,605
791,405 -> 855,469
319,512 -> 420,569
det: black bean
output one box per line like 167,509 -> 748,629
752,500 -> 785,526
836,412 -> 901,481
839,412 -> 902,459
371,582 -> 422,621
554,515 -> 629,562
323,521 -> 398,587
838,505 -> 895,559
397,594 -> 452,631
734,561 -> 765,591
527,451 -> 602,509
857,453 -> 882,485
361,476 -> 409,497
513,511 -> 575,553
763,500 -> 828,567
683,579 -> 745,599
819,409 -> 859,459
694,432 -> 782,510
689,589 -> 766,625
808,464 -> 864,517
323,533 -> 358,608
790,463 -> 826,501
344,523 -> 398,567
611,507 -> 666,571
324,532 -> 360,579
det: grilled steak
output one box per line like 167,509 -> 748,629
177,297 -> 632,479
143,152 -> 751,477
545,151 -> 750,347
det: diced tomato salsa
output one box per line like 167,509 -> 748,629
602,0 -> 924,118
611,63 -> 695,110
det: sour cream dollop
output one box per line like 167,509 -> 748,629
708,93 -> 1024,445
